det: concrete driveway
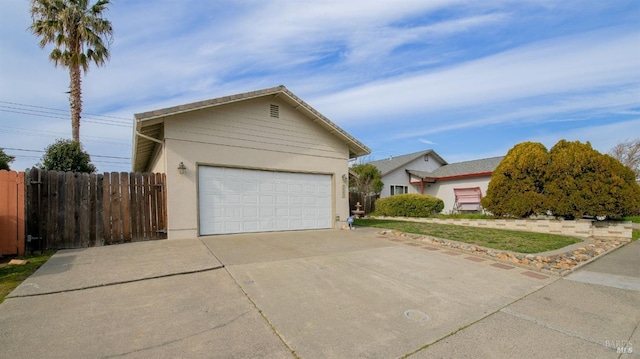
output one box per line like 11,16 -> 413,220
1,228 -> 637,358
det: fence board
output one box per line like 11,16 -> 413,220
129,173 -> 138,240
142,173 -> 152,240
87,173 -> 98,247
95,174 -> 104,246
0,170 -> 25,255
102,172 -> 111,244
156,173 -> 166,235
149,173 -> 158,239
132,173 -> 142,239
121,172 -> 131,242
79,173 -> 90,247
48,171 -> 58,247
110,172 -> 122,244
64,172 -> 75,248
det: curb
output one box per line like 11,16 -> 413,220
376,229 -> 630,276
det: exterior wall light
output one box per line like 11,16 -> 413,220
342,174 -> 348,182
178,162 -> 187,174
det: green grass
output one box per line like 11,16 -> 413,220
0,251 -> 55,304
633,229 -> 639,242
432,213 -> 496,220
624,216 -> 640,223
356,218 -> 581,253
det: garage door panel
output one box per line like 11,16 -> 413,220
199,167 -> 332,235
260,195 -> 275,205
243,194 -> 258,204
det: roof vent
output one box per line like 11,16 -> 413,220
270,104 -> 279,118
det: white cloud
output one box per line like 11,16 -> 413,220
313,27 -> 640,123
418,138 -> 437,145
391,85 -> 640,139
528,118 -> 640,154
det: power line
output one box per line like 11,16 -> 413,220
0,107 -> 132,127
3,147 -> 130,160
0,126 -> 130,145
0,100 -> 132,122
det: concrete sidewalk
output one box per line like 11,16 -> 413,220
8,238 -> 223,297
418,240 -> 640,358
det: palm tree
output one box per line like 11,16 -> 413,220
30,0 -> 113,143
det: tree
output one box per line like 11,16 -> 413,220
0,148 -> 16,170
483,139 -> 640,219
545,140 -> 640,219
39,139 -> 96,173
349,163 -> 383,195
30,0 -> 113,143
608,138 -> 640,180
481,142 -> 549,217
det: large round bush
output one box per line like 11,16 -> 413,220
375,194 -> 444,217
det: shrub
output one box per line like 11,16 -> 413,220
375,194 -> 444,217
483,139 -> 640,219
545,140 -> 640,219
481,142 -> 548,217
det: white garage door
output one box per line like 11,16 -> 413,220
198,167 -> 332,235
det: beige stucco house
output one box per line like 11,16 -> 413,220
133,86 -> 370,239
369,151 -> 503,213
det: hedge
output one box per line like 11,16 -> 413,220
375,194 -> 444,217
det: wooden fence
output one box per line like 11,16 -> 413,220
349,192 -> 378,215
25,168 -> 167,250
0,170 -> 25,255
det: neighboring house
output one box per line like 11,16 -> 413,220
133,86 -> 370,239
369,151 -> 503,213
369,150 -> 448,198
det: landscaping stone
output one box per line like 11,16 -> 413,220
8,259 -> 29,266
376,229 -> 627,275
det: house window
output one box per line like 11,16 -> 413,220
390,185 -> 408,196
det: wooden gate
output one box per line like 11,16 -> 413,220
25,169 -> 167,250
0,170 -> 25,255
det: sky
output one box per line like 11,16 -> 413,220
1,0 -> 639,172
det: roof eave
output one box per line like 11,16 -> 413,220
132,85 -> 370,166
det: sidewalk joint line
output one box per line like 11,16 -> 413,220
6,265 -> 225,299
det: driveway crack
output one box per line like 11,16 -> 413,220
102,310 -> 251,358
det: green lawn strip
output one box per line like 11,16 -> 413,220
356,219 -> 581,254
623,216 -> 640,223
0,251 -> 55,304
632,229 -> 639,242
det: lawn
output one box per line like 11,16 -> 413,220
355,218 -> 582,253
0,251 -> 55,304
624,216 -> 640,223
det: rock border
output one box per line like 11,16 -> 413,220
376,229 -> 628,276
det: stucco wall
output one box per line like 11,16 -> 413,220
423,176 -> 492,213
161,96 -> 351,239
148,144 -> 166,173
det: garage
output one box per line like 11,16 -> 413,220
133,86 -> 370,239
198,166 -> 332,235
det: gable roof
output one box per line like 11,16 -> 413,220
368,150 -> 447,176
132,85 -> 370,171
407,156 -> 504,180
